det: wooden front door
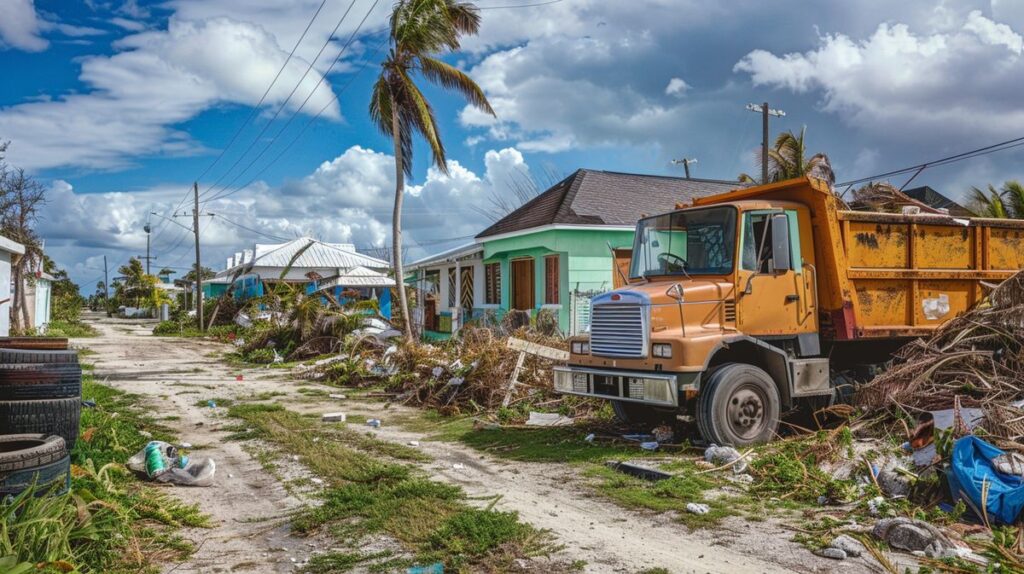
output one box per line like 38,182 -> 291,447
511,258 -> 535,310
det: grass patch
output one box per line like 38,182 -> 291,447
227,404 -> 558,572
584,463 -> 732,528
193,397 -> 235,408
2,375 -> 208,573
44,320 -> 100,338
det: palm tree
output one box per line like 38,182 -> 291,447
370,0 -> 495,341
968,181 -> 1024,219
739,127 -> 834,185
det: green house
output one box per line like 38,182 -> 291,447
409,169 -> 739,337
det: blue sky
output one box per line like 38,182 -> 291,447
3,0 -> 1024,289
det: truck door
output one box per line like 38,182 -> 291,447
736,209 -> 817,338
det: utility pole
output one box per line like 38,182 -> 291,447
671,157 -> 698,179
139,223 -> 156,275
102,253 -> 109,302
746,102 -> 786,183
192,182 -> 204,331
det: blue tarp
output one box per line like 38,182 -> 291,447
949,435 -> 1024,525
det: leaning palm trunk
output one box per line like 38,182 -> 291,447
391,110 -> 413,341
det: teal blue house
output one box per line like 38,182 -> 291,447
409,169 -> 739,337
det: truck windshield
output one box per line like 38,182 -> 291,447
630,207 -> 737,278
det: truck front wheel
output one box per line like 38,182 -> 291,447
611,401 -> 675,428
697,363 -> 780,447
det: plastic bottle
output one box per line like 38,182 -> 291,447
145,442 -> 166,476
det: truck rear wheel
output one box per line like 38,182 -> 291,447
611,401 -> 675,428
697,363 -> 780,447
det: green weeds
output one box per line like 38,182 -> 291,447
227,404 -> 558,573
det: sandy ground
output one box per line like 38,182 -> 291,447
75,312 -> 882,574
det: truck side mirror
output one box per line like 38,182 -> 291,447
769,213 -> 791,272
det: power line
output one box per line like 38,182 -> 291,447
195,0 -> 331,185
213,213 -> 293,242
198,0 -> 362,201
838,135 -> 1024,188
203,34 -> 386,206
478,0 -> 563,8
203,0 -> 382,205
152,1 -> 331,249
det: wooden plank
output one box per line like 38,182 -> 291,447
502,351 -> 527,407
506,337 -> 569,361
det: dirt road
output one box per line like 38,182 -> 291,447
77,313 -> 873,574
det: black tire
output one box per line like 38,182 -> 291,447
697,363 -> 780,447
0,434 -> 67,473
611,401 -> 676,428
0,398 -> 81,450
0,455 -> 71,497
0,363 -> 82,401
0,348 -> 79,364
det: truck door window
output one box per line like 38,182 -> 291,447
741,213 -> 774,273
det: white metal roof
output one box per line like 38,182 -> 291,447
407,242 -> 482,270
316,266 -> 396,290
226,237 -> 389,274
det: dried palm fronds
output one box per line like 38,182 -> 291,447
855,271 -> 1024,439
849,182 -> 944,214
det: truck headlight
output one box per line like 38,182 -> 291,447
652,343 -> 672,358
571,341 -> 590,354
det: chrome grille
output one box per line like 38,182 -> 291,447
590,304 -> 646,358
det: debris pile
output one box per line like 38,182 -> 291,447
855,270 -> 1024,440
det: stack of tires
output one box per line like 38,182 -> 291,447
0,339 -> 79,496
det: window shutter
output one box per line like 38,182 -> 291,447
544,255 -> 559,305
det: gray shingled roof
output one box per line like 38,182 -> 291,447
902,186 -> 975,217
476,169 -> 743,238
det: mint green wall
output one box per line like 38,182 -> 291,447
482,228 -> 635,332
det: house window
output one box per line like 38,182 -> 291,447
544,255 -> 559,305
484,262 -> 501,305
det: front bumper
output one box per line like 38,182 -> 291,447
553,366 -> 680,407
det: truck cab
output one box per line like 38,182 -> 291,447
555,193 -> 827,446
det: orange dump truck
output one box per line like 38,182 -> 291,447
554,176 -> 1024,446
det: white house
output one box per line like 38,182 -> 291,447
217,237 -> 391,284
0,235 -> 26,336
405,243 -> 490,335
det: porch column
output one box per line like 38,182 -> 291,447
454,259 -> 462,333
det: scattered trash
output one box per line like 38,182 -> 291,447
179,442 -> 192,449
605,461 -> 671,481
639,441 -> 659,451
524,412 -> 573,427
206,400 -> 216,408
949,435 -> 1024,525
127,441 -> 215,487
704,444 -> 748,473
452,463 -> 466,471
310,478 -> 324,485
685,502 -> 710,515
828,534 -> 865,558
583,433 -> 595,443
328,393 -> 347,400
910,408 -> 986,467
867,496 -> 887,516
235,375 -> 244,381
408,441 -> 419,447
651,424 -> 674,443
366,418 -> 381,428
81,399 -> 96,408
321,412 -> 347,422
872,517 -> 957,558
407,562 -> 444,574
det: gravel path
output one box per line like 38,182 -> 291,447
76,312 -> 875,573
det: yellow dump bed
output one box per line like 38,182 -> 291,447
693,177 -> 1024,341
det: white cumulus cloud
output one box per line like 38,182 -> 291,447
0,0 -> 49,51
